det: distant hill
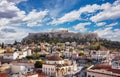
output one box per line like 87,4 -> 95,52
22,30 -> 99,43
22,30 -> 120,50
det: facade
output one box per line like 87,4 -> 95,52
0,64 -> 10,73
91,50 -> 109,61
18,51 -> 27,59
64,50 -> 78,58
18,49 -> 31,59
42,55 -> 77,77
0,49 -> 6,54
111,56 -> 120,69
3,52 -> 19,60
52,51 -> 62,56
11,61 -> 34,74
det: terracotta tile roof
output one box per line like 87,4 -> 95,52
24,73 -> 39,77
91,64 -> 111,69
47,55 -> 63,61
38,73 -> 48,77
91,64 -> 120,74
113,56 -> 120,60
0,72 -> 9,77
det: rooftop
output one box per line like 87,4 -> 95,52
11,61 -> 34,66
0,72 -> 9,77
88,64 -> 120,76
47,55 -> 63,61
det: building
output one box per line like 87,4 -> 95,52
0,49 -> 6,54
111,56 -> 120,69
17,51 -> 27,59
91,50 -> 109,61
52,51 -> 62,56
3,52 -> 19,60
64,50 -> 78,59
42,55 -> 77,77
87,64 -> 120,77
10,61 -> 34,74
0,64 -> 10,73
18,49 -> 32,59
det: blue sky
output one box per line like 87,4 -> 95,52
0,0 -> 120,43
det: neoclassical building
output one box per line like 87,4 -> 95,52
42,55 -> 77,77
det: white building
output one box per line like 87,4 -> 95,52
111,56 -> 120,69
3,52 -> 19,60
18,49 -> 32,59
91,50 -> 109,61
11,61 -> 34,74
42,55 -> 77,77
64,50 -> 78,58
71,42 -> 77,47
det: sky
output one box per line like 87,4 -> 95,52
0,0 -> 120,43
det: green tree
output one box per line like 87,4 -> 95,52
79,52 -> 85,56
13,40 -> 17,45
34,48 -> 41,53
60,55 -> 65,59
1,42 -> 4,48
34,60 -> 44,68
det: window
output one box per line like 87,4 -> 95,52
28,68 -> 30,71
88,75 -> 91,77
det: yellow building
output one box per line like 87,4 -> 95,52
42,55 -> 77,77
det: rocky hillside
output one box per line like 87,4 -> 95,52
22,30 -> 99,44
22,30 -> 120,50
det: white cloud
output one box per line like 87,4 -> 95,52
51,10 -> 80,25
73,22 -> 91,32
94,27 -> 120,41
51,0 -> 120,25
0,0 -> 48,27
96,22 -> 106,26
42,0 -> 81,17
23,10 -> 48,27
0,0 -> 25,26
0,0 -> 48,43
51,4 -> 100,25
90,2 -> 120,22
113,0 -> 120,6
54,28 -> 68,31
0,26 -> 32,44
6,0 -> 27,4
80,4 -> 100,13
107,22 -> 118,27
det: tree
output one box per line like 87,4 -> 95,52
13,40 -> 17,45
87,58 -> 92,62
34,60 -> 44,68
32,53 -> 40,59
1,42 -> 4,48
79,52 -> 85,56
60,55 -> 65,59
34,48 -> 41,53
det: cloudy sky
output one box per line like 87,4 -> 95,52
0,0 -> 120,43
